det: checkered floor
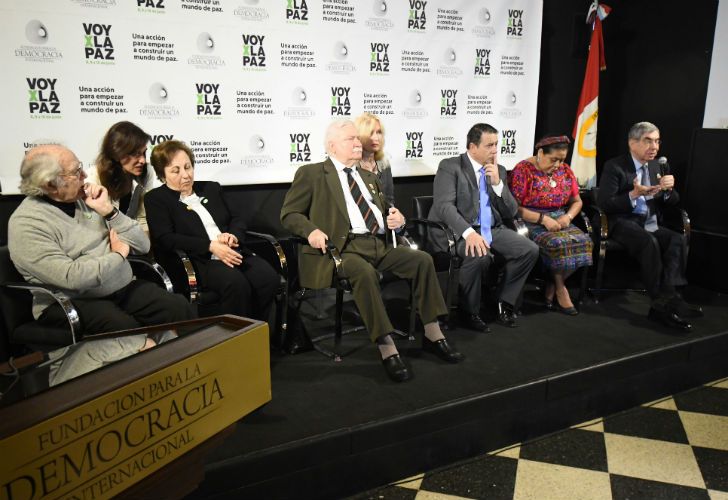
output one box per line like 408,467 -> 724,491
356,377 -> 728,500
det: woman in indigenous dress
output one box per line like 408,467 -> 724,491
354,112 -> 395,206
508,135 -> 593,315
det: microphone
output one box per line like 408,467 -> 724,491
657,156 -> 671,192
657,156 -> 670,176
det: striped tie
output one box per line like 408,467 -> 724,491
343,167 -> 379,234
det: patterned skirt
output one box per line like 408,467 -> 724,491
526,208 -> 593,272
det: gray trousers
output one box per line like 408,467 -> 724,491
48,330 -> 176,386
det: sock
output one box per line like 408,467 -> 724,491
376,334 -> 398,359
423,321 -> 445,342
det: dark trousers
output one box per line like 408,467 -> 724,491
341,235 -> 448,342
39,279 -> 195,335
609,217 -> 687,300
457,225 -> 540,313
194,254 -> 279,321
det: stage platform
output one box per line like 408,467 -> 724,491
187,287 -> 728,500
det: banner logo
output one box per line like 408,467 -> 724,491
196,83 -> 222,116
188,33 -> 226,70
437,47 -> 462,77
234,1 -> 270,21
327,41 -> 355,74
366,0 -> 394,31
289,132 -> 311,163
499,90 -> 522,118
284,87 -> 315,119
370,42 -> 389,73
137,0 -> 165,9
408,0 -> 427,31
405,131 -> 424,158
473,8 -> 495,37
500,129 -> 517,156
440,89 -> 457,116
83,23 -> 115,62
27,77 -> 61,116
286,0 -> 308,22
330,86 -> 351,116
141,83 -> 179,119
150,134 -> 174,145
71,0 -> 118,8
507,9 -> 523,37
403,89 -> 427,118
241,134 -> 274,167
16,20 -> 64,63
475,48 -> 491,77
242,34 -> 266,68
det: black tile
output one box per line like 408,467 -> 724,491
610,474 -> 710,500
603,406 -> 689,444
518,428 -> 608,472
350,485 -> 419,500
418,454 -> 518,500
674,386 -> 728,417
693,446 -> 728,492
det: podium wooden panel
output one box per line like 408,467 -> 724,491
0,315 -> 271,500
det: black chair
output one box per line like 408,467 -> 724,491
154,231 -> 290,349
0,246 -> 172,352
288,237 -> 417,361
583,188 -> 690,302
410,196 -> 461,328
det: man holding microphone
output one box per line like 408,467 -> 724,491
429,123 -> 539,330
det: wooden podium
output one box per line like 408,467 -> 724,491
0,316 -> 271,500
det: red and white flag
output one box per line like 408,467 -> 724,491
571,1 -> 611,188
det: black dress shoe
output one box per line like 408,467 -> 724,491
496,302 -> 518,328
423,337 -> 464,363
460,313 -> 490,333
670,298 -> 704,318
545,300 -> 555,311
648,307 -> 692,332
382,354 -> 412,382
556,302 -> 579,316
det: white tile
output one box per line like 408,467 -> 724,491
604,433 -> 705,488
513,459 -> 612,500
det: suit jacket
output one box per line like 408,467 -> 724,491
428,153 -> 518,252
597,154 -> 680,230
144,181 -> 248,261
280,159 -> 389,289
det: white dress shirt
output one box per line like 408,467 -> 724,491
330,156 -> 386,234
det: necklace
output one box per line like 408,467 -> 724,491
547,173 -> 557,188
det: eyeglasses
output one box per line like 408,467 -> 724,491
59,163 -> 84,179
641,138 -> 661,146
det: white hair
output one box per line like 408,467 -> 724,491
324,119 -> 355,154
628,121 -> 659,141
19,152 -> 63,196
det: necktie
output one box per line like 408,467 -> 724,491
634,166 -> 648,215
635,165 -> 659,232
343,167 -> 379,234
125,182 -> 143,219
478,167 -> 493,244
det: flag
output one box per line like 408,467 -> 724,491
571,1 -> 610,188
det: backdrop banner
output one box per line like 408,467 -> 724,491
0,0 -> 542,194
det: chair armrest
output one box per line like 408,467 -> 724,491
128,255 -> 174,293
583,204 -> 608,240
173,249 -> 199,303
408,218 -> 457,256
511,218 -> 529,238
3,282 -> 81,344
245,231 -> 289,281
572,211 -> 593,238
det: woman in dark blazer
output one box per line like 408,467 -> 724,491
144,140 -> 278,321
